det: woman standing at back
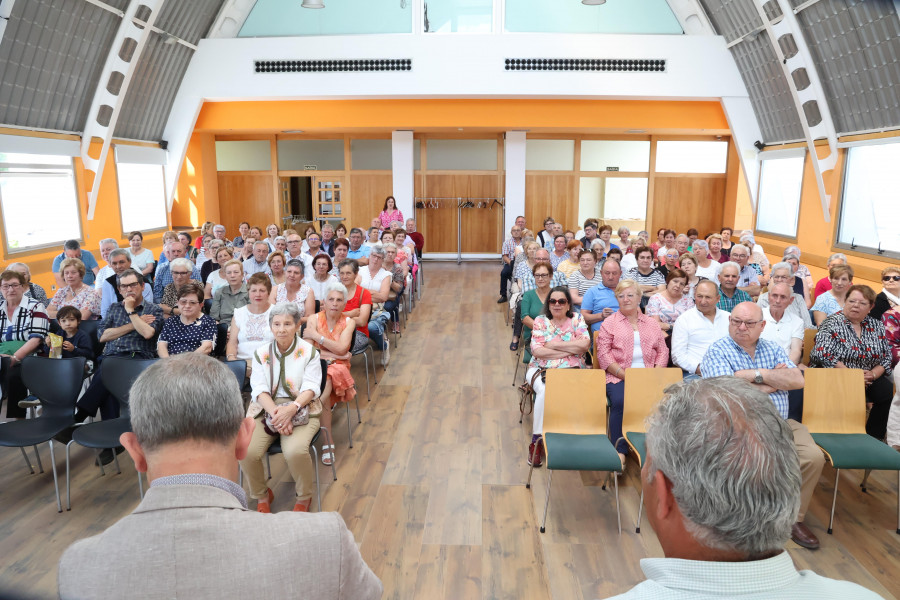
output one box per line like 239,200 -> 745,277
378,196 -> 404,231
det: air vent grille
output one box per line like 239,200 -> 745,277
254,59 -> 412,73
504,58 -> 666,72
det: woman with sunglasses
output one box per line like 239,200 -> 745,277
525,286 -> 590,467
872,266 -> 900,321
596,279 -> 669,470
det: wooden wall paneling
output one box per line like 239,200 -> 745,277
217,173 -> 276,235
524,173 -> 578,234
649,176 -> 726,237
350,173 -> 394,230
420,174 -> 459,253
461,174 -> 502,253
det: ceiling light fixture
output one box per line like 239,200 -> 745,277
582,0 -> 607,5
301,0 -> 325,8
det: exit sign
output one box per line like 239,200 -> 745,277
606,167 -> 619,171
304,165 -> 317,171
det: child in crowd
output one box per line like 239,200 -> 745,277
46,305 -> 94,361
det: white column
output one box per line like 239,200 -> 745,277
392,130 -> 415,223
504,131 -> 526,235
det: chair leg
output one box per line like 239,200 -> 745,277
113,449 -> 122,475
32,444 -> 44,473
636,489 -> 644,534
828,469 -> 840,534
365,346 -> 377,385
861,468 -> 872,492
540,471 -> 553,533
346,402 -> 353,449
362,352 -> 372,402
323,427 -> 337,481
19,447 -> 34,474
96,450 -> 106,476
355,394 -> 362,424
614,469 -> 621,535
896,470 -> 899,535
512,353 -> 522,387
65,441 -> 75,511
311,444 -> 321,511
526,460 -> 536,489
49,440 -> 62,513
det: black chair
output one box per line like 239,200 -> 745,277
65,357 -> 157,510
78,319 -> 105,359
224,359 -> 249,391
0,357 -> 87,512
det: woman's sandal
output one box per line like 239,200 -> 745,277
293,498 -> 312,512
321,445 -> 335,466
510,340 -> 519,351
257,487 -> 274,513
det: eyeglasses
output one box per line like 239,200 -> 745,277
547,298 -> 568,305
177,300 -> 200,307
883,275 -> 900,282
119,281 -> 141,290
534,273 -> 550,278
729,318 -> 761,328
846,299 -> 870,307
171,271 -> 190,276
0,283 -> 22,290
771,274 -> 791,281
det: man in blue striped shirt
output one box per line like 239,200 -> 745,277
700,302 -> 824,550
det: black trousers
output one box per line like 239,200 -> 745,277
865,374 -> 894,440
500,262 -> 513,297
76,353 -> 141,421
0,357 -> 29,419
214,323 -> 229,357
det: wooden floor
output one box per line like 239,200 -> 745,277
1,261 -> 899,599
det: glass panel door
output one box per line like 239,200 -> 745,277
314,177 -> 343,220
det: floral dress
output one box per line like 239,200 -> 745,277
646,293 -> 695,325
274,282 -> 312,317
49,285 -> 101,319
529,313 -> 590,369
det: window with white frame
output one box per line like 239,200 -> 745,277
116,153 -> 168,234
837,140 -> 900,257
0,152 -> 81,252
755,152 -> 805,238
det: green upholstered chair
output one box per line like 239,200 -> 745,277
525,368 -> 622,534
621,367 -> 683,533
803,368 -> 900,535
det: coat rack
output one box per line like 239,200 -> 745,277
414,196 -> 505,264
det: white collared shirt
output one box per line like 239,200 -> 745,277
760,306 -> 803,354
671,307 -> 731,375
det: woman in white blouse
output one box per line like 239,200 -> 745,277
127,231 -> 155,279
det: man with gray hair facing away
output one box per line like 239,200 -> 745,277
608,377 -> 881,599
59,354 -> 382,600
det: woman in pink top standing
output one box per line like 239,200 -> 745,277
378,196 -> 404,230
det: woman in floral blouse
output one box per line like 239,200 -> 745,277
378,196 -> 403,231
882,306 -> 900,448
47,257 -> 100,321
645,268 -> 694,335
810,285 -> 893,441
525,286 -> 590,467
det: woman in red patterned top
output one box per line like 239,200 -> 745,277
883,306 -> 900,449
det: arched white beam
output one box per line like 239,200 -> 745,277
207,0 -> 258,39
751,0 -> 838,222
721,96 -> 763,212
666,0 -> 716,35
81,0 -> 165,219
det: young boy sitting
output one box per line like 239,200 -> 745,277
46,305 -> 94,361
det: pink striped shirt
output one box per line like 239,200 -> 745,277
595,311 -> 669,384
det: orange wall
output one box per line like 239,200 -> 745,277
172,132 -> 217,229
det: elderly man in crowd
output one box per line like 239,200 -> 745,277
581,258 -> 621,333
699,302 -> 824,550
728,244 -> 761,297
674,233 -> 689,257
320,223 -> 336,256
242,241 -> 273,280
52,239 -> 100,288
757,261 -> 813,328
212,224 -> 232,247
58,354 -> 382,600
94,238 -> 120,288
579,219 -> 599,250
499,223 -> 524,303
406,218 -> 424,253
153,242 -> 200,303
716,262 -> 752,312
671,280 -> 730,378
100,249 -> 153,319
347,228 -> 371,266
519,249 -> 567,293
760,282 -> 805,421
610,376 -> 880,599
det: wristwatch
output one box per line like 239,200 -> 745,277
293,400 -> 304,412
753,369 -> 764,384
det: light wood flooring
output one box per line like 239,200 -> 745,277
1,261 -> 899,599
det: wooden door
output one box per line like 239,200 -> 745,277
313,177 -> 345,224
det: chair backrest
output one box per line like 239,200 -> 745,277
78,318 -> 105,357
20,356 -> 87,418
622,368 -> 683,435
543,368 -> 609,436
102,357 -> 158,412
800,328 -> 817,366
802,368 -> 866,435
591,330 -> 600,370
224,359 -> 248,390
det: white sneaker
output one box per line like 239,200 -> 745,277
381,339 -> 390,367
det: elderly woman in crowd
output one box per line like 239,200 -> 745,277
785,245 -> 814,290
308,254 -> 336,302
193,221 -> 215,251
330,238 -> 350,277
872,266 -> 900,321
520,263 -> 555,366
264,223 -> 281,253
267,251 -> 287,287
160,258 -> 200,318
568,248 -> 603,310
623,246 -> 666,310
7,263 -> 48,307
810,285 -> 893,441
204,246 -> 234,300
303,280 -> 357,466
781,253 -> 812,308
365,227 -> 381,248
692,240 -> 721,283
706,233 -> 728,264
226,273 -> 275,369
127,231 -> 155,278
882,304 -> 900,449
655,229 -> 676,262
198,239 -> 225,279
176,231 -> 198,262
337,259 -> 374,354
597,225 -> 618,257
514,241 -> 541,295
232,221 -> 250,249
273,236 -> 287,255
719,227 -> 734,256
240,302 -> 323,513
270,259 -> 315,317
526,286 -> 590,467
47,258 -> 100,321
814,252 -> 848,298
157,282 -> 216,357
757,261 -> 813,328
211,259 -> 248,356
651,228 -> 666,258
556,240 -> 582,280
678,253 -> 704,298
0,270 -> 50,419
360,245 -> 392,364
812,264 -> 854,326
617,227 -> 630,250
596,279 -> 669,468
646,269 -> 694,335
549,235 -> 569,269
383,244 -> 406,334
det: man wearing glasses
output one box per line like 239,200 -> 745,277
700,301 -> 824,551
61,269 -> 164,464
99,249 -> 153,319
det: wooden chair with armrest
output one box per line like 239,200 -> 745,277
525,368 -> 622,534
